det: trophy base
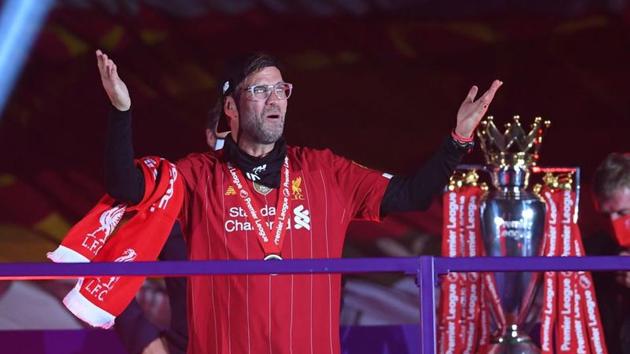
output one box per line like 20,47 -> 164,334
486,330 -> 540,354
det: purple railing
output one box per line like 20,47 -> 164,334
1,255 -> 629,354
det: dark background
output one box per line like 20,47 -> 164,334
0,0 -> 628,261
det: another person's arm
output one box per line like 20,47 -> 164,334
159,223 -> 189,354
115,300 -> 165,354
115,225 -> 188,354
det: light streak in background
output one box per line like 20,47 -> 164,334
0,0 -> 53,119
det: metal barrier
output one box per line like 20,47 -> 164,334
1,255 -> 629,354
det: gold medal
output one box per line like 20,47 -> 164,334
263,254 -> 283,261
253,182 -> 272,195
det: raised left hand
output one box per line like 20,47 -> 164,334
455,80 -> 503,138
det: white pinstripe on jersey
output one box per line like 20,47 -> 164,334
317,170 -> 334,354
204,173 -> 219,354
220,171 -> 233,354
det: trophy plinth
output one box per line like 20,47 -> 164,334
477,116 -> 550,354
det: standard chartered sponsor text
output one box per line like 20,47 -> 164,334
225,205 -> 310,232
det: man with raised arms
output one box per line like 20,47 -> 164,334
97,49 -> 502,354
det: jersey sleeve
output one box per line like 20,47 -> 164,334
325,150 -> 391,222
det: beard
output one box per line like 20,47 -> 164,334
240,109 -> 285,145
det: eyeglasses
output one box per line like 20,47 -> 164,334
243,82 -> 293,100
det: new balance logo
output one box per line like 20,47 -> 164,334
245,164 -> 267,182
246,172 -> 261,181
226,186 -> 236,196
252,164 -> 267,174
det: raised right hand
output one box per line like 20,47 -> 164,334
96,49 -> 131,111
455,80 -> 503,138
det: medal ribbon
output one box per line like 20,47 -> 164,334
477,278 -> 490,351
439,190 -> 464,354
556,188 -> 577,353
457,192 -> 468,353
226,157 -> 291,257
563,189 -> 590,353
540,189 -> 560,353
439,186 -> 486,353
462,189 -> 482,354
569,189 -> 607,353
540,187 -> 608,354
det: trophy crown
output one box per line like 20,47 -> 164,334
447,170 -> 488,191
476,115 -> 551,168
542,172 -> 574,190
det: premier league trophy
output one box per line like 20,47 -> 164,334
477,116 -> 551,353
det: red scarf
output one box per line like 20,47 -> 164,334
438,171 -> 608,353
47,157 -> 183,329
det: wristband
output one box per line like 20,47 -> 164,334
451,130 -> 474,143
450,131 -> 475,153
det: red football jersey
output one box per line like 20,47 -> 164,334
176,146 -> 389,354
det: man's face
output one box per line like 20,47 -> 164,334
235,66 -> 288,145
597,186 -> 630,221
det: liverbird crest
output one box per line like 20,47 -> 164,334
476,115 -> 551,168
